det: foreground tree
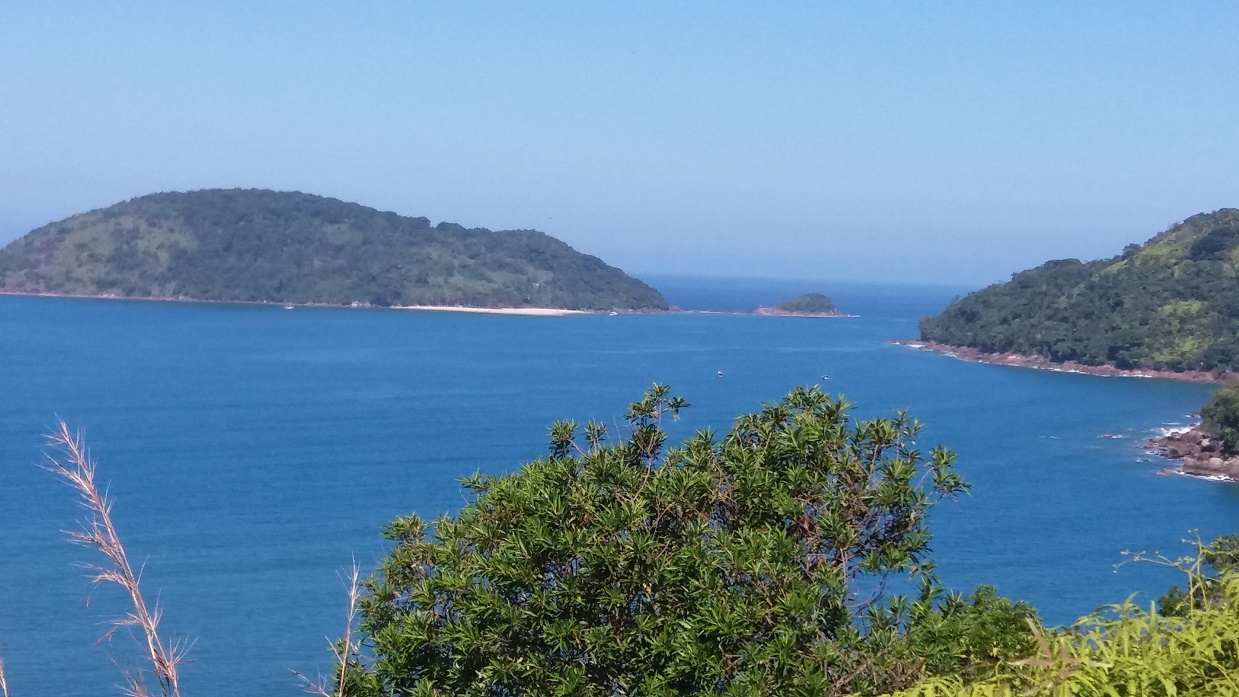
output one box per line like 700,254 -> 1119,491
355,385 -> 971,696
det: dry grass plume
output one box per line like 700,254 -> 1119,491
44,419 -> 187,697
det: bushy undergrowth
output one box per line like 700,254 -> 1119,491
889,551 -> 1239,696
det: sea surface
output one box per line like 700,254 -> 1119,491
1,277 -> 1236,695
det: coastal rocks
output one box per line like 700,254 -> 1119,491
752,306 -> 850,318
1148,426 -> 1239,481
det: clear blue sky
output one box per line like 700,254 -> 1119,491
2,2 -> 1236,285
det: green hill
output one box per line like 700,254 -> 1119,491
920,208 -> 1239,372
0,189 -> 668,311
774,292 -> 837,315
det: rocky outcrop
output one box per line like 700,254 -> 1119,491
1148,426 -> 1239,480
752,306 -> 850,318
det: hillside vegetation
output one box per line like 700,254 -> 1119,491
0,189 -> 668,310
920,209 -> 1239,372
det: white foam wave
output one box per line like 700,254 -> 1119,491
1174,469 -> 1237,483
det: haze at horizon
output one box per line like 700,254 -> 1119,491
2,2 -> 1237,286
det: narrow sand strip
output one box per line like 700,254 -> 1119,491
396,305 -> 586,316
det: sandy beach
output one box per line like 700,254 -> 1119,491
0,291 -> 593,315
395,305 -> 587,316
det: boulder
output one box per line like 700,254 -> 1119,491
1165,442 -> 1198,459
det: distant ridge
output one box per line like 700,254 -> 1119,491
0,189 -> 668,311
919,209 -> 1239,374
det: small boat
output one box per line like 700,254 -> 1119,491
283,305 -> 294,310
609,311 -> 618,316
717,370 -> 724,378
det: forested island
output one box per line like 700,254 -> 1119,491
918,208 -> 1239,376
0,189 -> 668,311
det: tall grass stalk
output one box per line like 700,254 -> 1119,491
44,420 -> 186,697
295,561 -> 363,697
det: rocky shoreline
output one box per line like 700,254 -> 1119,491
751,306 -> 853,318
1148,426 -> 1239,481
894,340 -> 1231,383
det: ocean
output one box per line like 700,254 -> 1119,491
1,277 -> 1235,695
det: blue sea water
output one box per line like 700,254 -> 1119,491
1,278 -> 1236,695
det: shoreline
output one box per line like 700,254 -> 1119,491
894,339 -> 1231,383
0,290 -> 857,318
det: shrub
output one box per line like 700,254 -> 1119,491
354,385 -> 968,696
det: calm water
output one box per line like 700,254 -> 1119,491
1,279 -> 1236,695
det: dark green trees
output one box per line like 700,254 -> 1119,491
355,385 -> 974,696
1202,383 -> 1239,454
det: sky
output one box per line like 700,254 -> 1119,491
1,2 -> 1237,286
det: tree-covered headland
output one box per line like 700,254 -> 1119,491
920,209 -> 1239,373
0,189 -> 668,311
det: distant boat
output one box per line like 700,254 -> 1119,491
609,311 -> 618,316
283,305 -> 294,310
717,370 -> 724,378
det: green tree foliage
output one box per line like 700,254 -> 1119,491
905,587 -> 1038,682
919,209 -> 1239,372
0,189 -> 668,311
1201,383 -> 1239,455
775,293 -> 837,314
354,385 -> 990,696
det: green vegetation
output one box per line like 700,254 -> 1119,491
349,385 -> 1052,696
919,209 -> 1239,372
0,189 -> 668,310
774,292 -> 838,314
1202,383 -> 1239,454
1157,534 -> 1239,617
892,537 -> 1239,696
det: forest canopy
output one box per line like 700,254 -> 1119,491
0,189 -> 668,311
920,209 -> 1239,372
